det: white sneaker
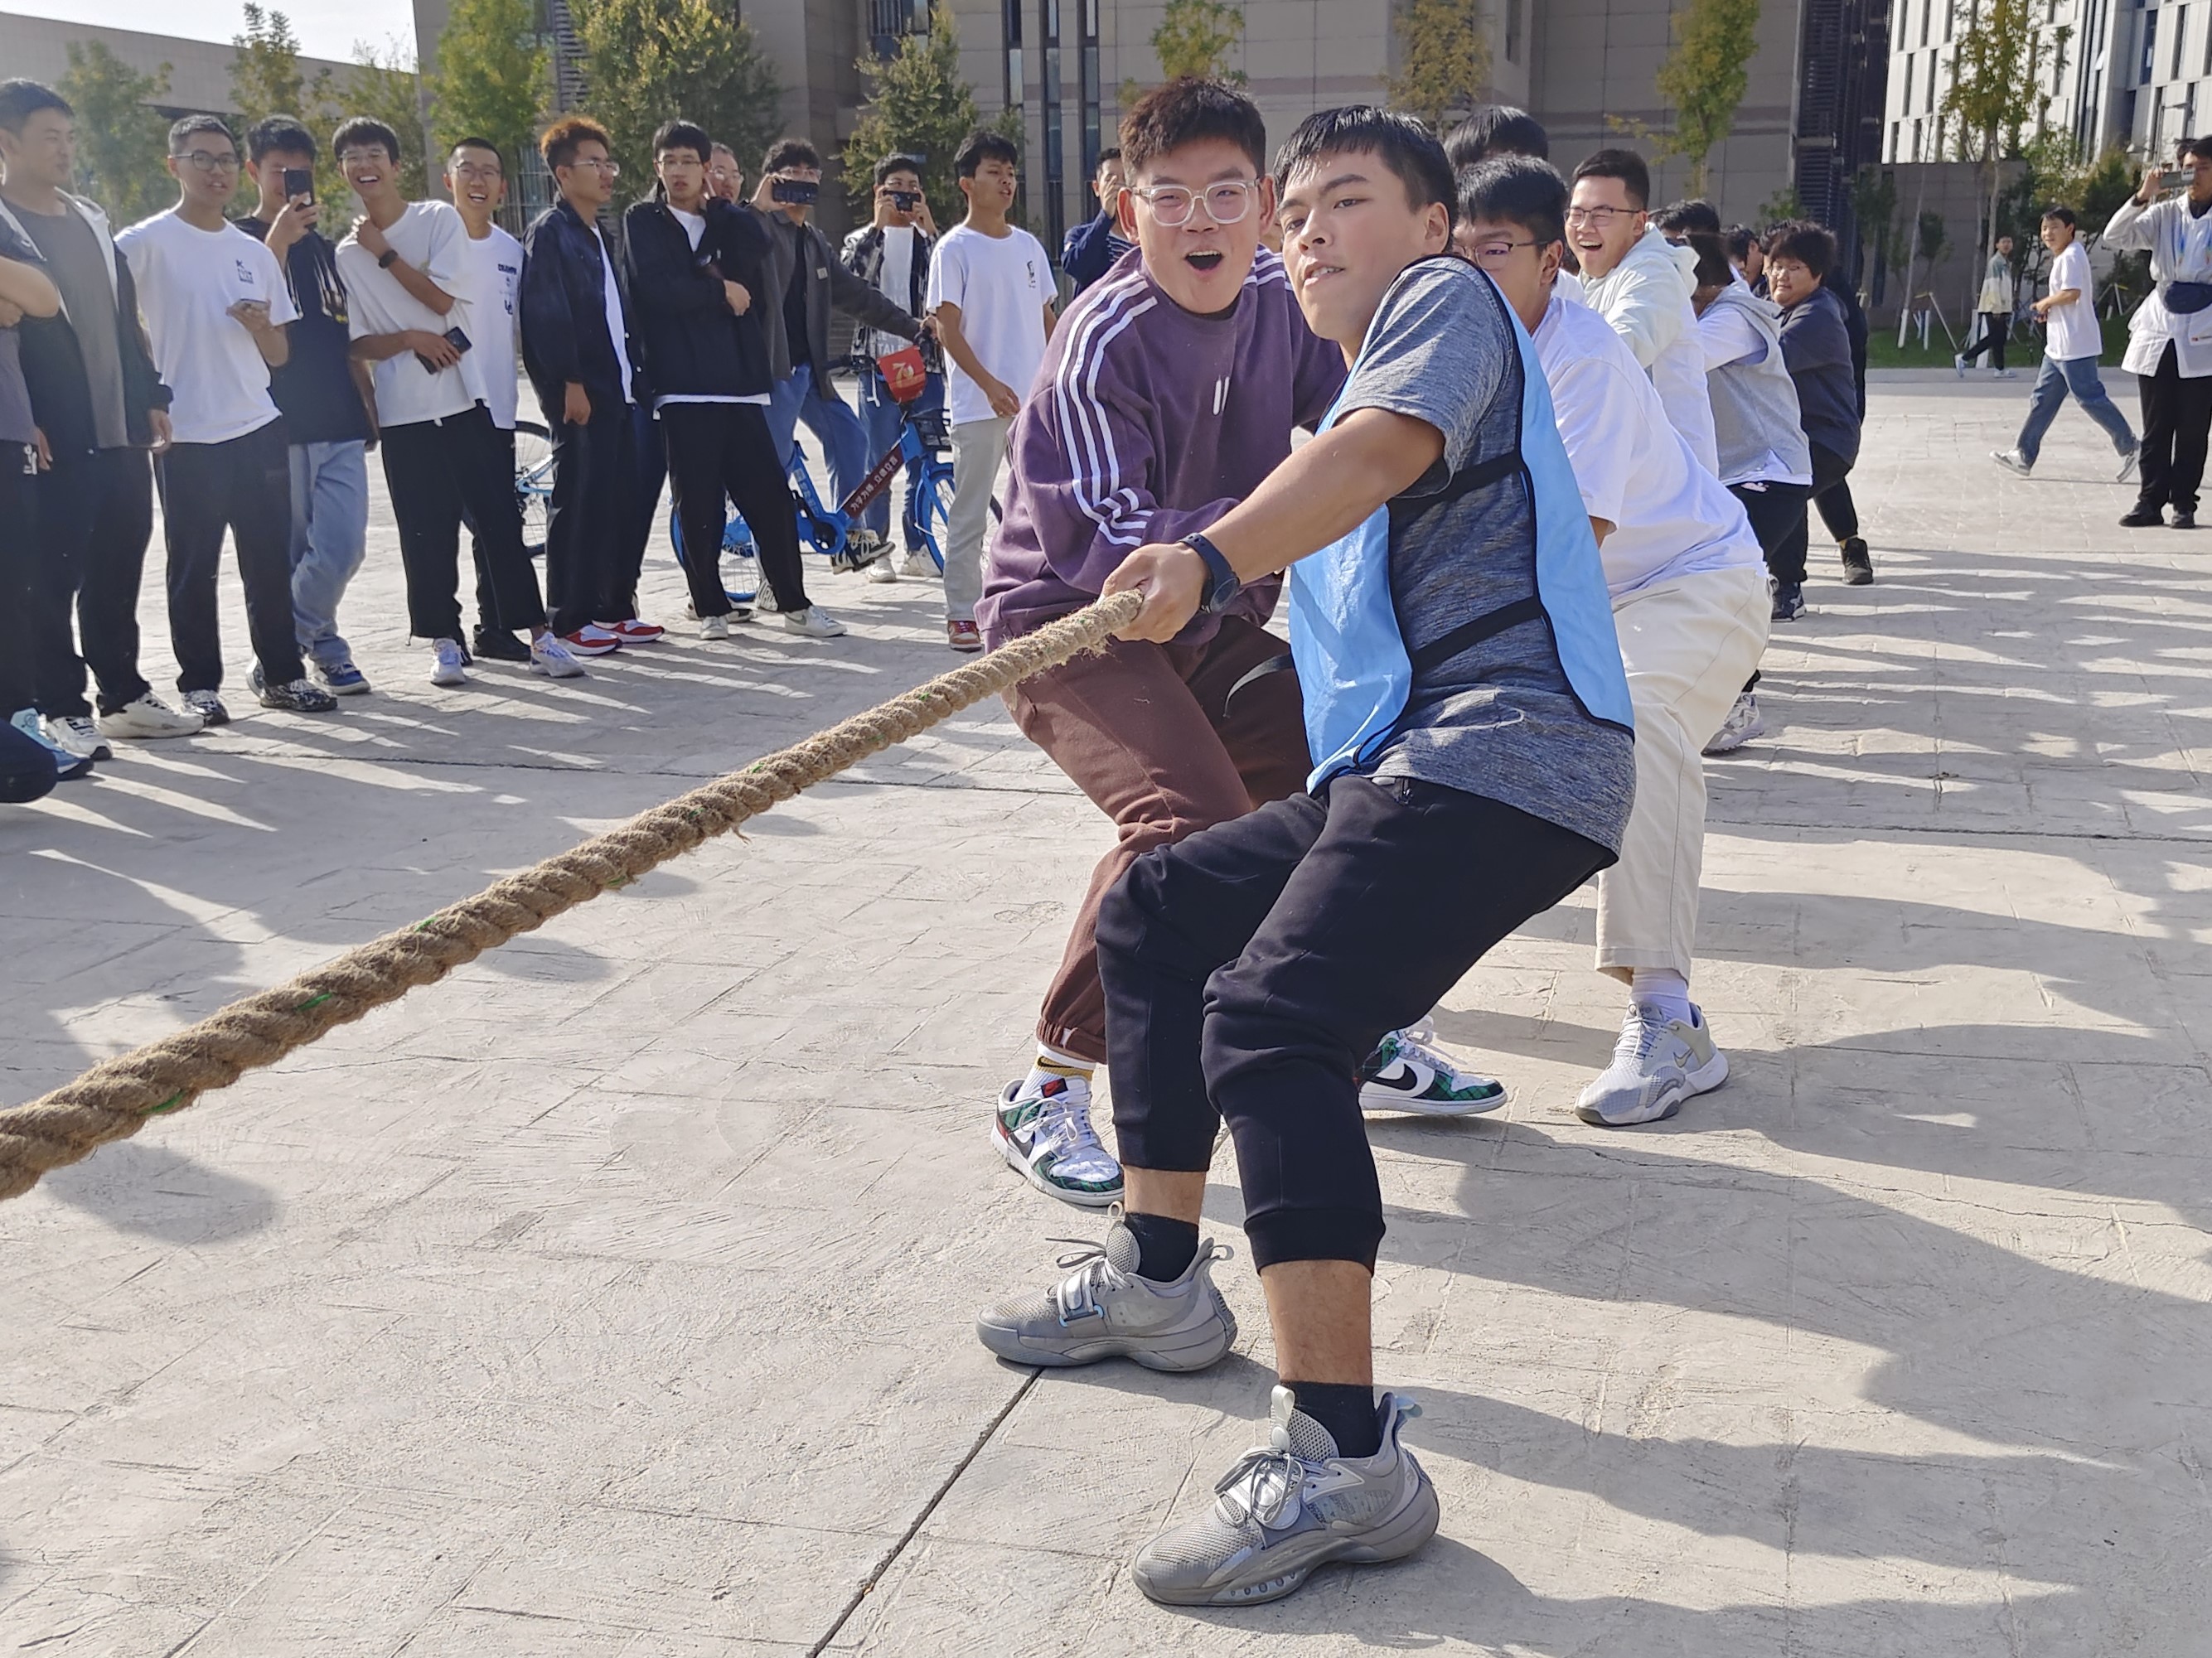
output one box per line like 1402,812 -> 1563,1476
1357,1026 -> 1508,1116
529,634 -> 587,678
1702,690 -> 1765,756
992,1071 -> 1124,1206
428,638 -> 469,686
1992,448 -> 2031,476
1575,1003 -> 1729,1127
781,606 -> 846,639
1953,352 -> 1967,379
898,549 -> 937,578
44,716 -> 110,762
864,555 -> 899,583
699,613 -> 732,640
94,694 -> 203,740
10,708 -> 94,780
1994,368 -> 2018,379
2118,447 -> 2142,483
748,559 -> 778,612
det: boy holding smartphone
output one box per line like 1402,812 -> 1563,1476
336,115 -> 577,686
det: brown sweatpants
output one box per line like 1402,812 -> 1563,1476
1007,612 -> 1311,1064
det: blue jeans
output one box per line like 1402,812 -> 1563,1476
2016,354 -> 2137,467
287,439 -> 369,668
765,363 -> 872,514
855,368 -> 946,544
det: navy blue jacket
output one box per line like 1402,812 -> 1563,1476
520,197 -> 645,419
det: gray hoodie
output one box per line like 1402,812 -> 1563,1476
1697,283 -> 1811,487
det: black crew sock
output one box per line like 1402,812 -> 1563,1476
1122,1211 -> 1199,1282
1289,1380 -> 1382,1458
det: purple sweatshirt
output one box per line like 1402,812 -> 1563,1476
977,245 -> 1348,645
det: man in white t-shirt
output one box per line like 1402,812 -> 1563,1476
1994,205 -> 2140,480
334,116 -> 576,687
1462,155 -> 1770,1129
926,128 -> 1055,651
117,114 -> 337,721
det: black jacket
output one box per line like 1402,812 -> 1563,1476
0,193 -> 171,458
520,197 -> 645,418
741,202 -> 921,382
622,197 -> 772,399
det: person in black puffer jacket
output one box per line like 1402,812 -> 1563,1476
623,120 -> 823,636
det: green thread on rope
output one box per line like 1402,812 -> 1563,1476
295,993 -> 332,1013
147,1093 -> 186,1115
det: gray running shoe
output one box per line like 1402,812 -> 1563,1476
1576,1003 -> 1729,1127
1133,1385 -> 1440,1607
1702,690 -> 1764,756
975,1210 -> 1237,1370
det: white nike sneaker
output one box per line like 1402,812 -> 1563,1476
1576,1003 -> 1729,1127
1358,1027 -> 1508,1116
781,606 -> 846,639
992,1071 -> 1123,1206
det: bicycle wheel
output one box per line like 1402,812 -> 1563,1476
912,459 -> 953,572
513,419 -> 554,557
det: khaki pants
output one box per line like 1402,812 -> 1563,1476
945,415 -> 1008,623
1595,562 -> 1771,981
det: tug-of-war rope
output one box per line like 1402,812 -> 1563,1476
0,591 -> 1145,1205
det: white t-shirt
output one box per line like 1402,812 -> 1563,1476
453,224 -> 524,431
596,229 -> 633,404
336,201 -> 483,428
869,224 -> 917,359
1535,290 -> 1764,601
927,221 -> 1050,426
114,210 -> 297,445
2045,239 -> 2101,361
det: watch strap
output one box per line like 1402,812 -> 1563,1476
1181,531 -> 1240,614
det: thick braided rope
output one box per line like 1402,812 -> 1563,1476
0,591 -> 1144,1205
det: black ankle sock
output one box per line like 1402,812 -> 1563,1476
1123,1211 -> 1199,1282
1289,1380 -> 1382,1458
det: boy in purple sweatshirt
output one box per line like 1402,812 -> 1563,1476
975,80 -> 1344,1207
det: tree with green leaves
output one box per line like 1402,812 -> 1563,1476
433,0 -> 549,168
1152,0 -> 1243,83
571,0 -> 782,186
56,41 -> 173,221
232,6 -> 330,132
841,6 -> 1019,230
337,38 -> 431,200
1386,0 -> 1489,134
1653,0 -> 1760,196
1941,0 -> 2058,278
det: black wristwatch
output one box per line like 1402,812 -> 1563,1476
1182,531 -> 1242,614
377,248 -> 400,269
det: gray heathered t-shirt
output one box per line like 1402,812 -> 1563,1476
16,202 -> 129,450
0,225 -> 36,446
1334,259 -> 1636,854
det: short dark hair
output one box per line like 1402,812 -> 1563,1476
1685,231 -> 1732,290
168,114 -> 236,155
245,114 -> 315,162
542,115 -> 612,174
2042,203 -> 2077,227
1119,79 -> 1266,178
1458,154 -> 1568,248
954,128 -> 1020,180
1274,105 -> 1455,225
333,116 -> 401,163
652,119 -> 712,163
1443,105 -> 1549,169
0,79 -> 70,137
1764,220 -> 1836,278
2185,134 -> 2212,164
874,151 -> 925,185
449,136 -> 505,172
1724,224 -> 1759,262
762,137 -> 821,175
1653,197 -> 1721,236
1097,145 -> 1122,169
1571,147 -> 1651,210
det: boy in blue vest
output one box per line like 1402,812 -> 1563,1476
973,108 -> 1637,1607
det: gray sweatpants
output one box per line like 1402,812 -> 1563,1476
944,414 -> 1009,624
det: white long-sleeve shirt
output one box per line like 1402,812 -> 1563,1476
2103,193 -> 2212,378
1584,225 -> 1720,475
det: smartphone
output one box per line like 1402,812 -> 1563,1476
418,326 -> 473,372
771,177 -> 820,205
889,190 -> 921,210
282,167 -> 314,203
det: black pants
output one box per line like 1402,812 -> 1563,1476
1961,312 -> 2009,370
0,446 -> 40,718
31,444 -> 156,717
2136,340 -> 2212,514
1728,479 -> 1812,581
157,420 -> 303,693
467,426 -> 513,635
1772,441 -> 1855,586
1097,774 -> 1614,1271
662,403 -> 810,616
1813,474 -> 1860,543
381,406 -> 547,643
545,404 -> 648,636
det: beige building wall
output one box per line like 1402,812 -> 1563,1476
0,10 -> 359,120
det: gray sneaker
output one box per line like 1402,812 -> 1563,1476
1575,1003 -> 1729,1127
975,1209 -> 1237,1370
1133,1386 -> 1440,1607
2118,446 -> 2142,484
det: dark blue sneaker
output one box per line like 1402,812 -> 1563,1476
317,660 -> 370,695
1770,580 -> 1805,622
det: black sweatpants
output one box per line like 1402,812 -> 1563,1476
381,405 -> 547,643
1097,774 -> 1615,1271
1,445 -> 41,718
30,444 -> 155,718
662,403 -> 810,617
1961,312 -> 2010,370
1771,442 -> 1855,586
545,403 -> 648,636
157,419 -> 303,694
2136,340 -> 2212,515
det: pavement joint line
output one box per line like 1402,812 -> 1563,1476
804,1366 -> 1043,1656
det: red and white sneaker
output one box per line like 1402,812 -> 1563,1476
561,626 -> 622,656
598,617 -> 666,643
946,619 -> 983,653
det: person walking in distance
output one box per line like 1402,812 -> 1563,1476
336,116 -> 578,686
237,115 -> 378,698
1955,234 -> 2018,377
1059,147 -> 1132,296
0,78 -> 202,752
2104,143 -> 2212,529
1993,206 -> 2139,482
929,128 -> 1056,652
520,117 -> 665,655
1764,223 -> 1864,618
117,115 -> 339,721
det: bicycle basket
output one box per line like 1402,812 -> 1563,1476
877,345 -> 930,403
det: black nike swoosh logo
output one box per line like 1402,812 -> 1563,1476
1369,1065 -> 1425,1093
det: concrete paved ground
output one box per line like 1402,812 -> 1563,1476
2,379 -> 2209,1656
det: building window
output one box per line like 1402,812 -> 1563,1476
1890,118 -> 1901,161
1920,0 -> 1930,46
1904,52 -> 1914,113
1506,0 -> 1522,62
1041,0 -> 1065,257
1927,52 -> 1939,113
2143,11 -> 2159,85
1912,118 -> 1924,161
2175,6 -> 2190,80
1081,0 -> 1101,188
1004,0 -> 1024,121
